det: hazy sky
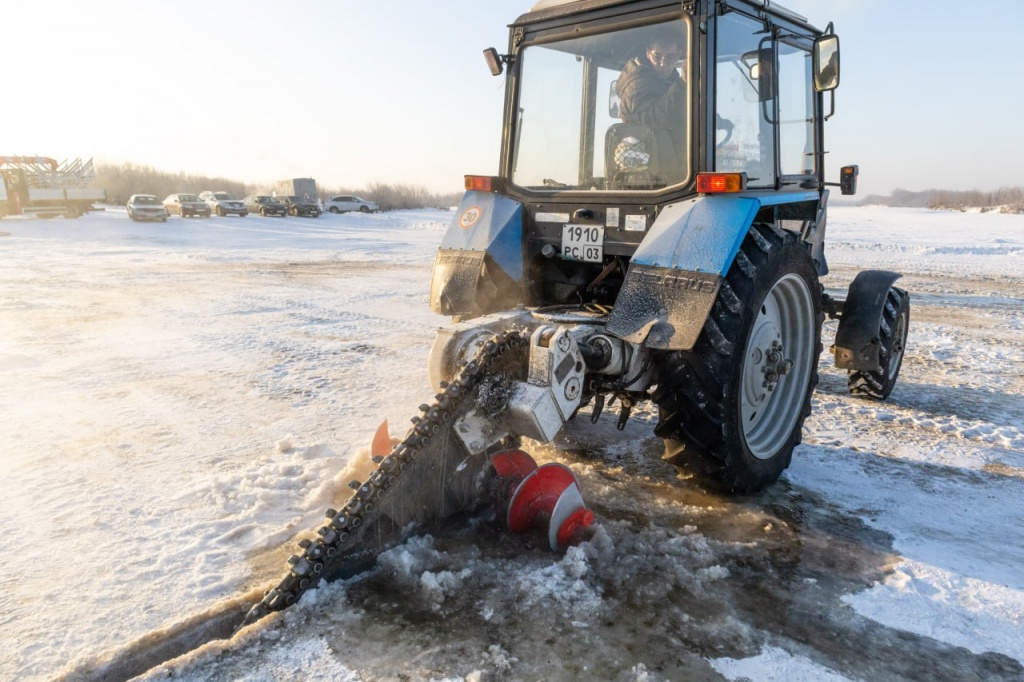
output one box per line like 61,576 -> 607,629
9,1 -> 1022,197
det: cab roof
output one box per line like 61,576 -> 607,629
515,0 -> 812,30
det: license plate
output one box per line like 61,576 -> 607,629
561,224 -> 604,263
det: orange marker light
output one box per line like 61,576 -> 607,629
464,175 -> 498,192
696,172 -> 747,194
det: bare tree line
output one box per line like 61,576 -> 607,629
97,163 -> 247,206
860,186 -> 1024,213
929,186 -> 1024,212
99,162 -> 1023,214
96,162 -> 463,212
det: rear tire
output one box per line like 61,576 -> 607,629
848,286 -> 909,400
652,223 -> 823,493
330,207 -> 340,214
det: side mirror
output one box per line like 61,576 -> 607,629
741,46 -> 775,103
608,80 -> 621,118
813,34 -> 840,91
483,47 -> 503,77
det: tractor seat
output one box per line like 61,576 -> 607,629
605,122 -> 658,190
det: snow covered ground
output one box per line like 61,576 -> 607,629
1,205 -> 1022,681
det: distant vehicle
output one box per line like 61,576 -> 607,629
199,191 -> 248,217
126,194 -> 168,222
243,194 -> 288,217
277,195 -> 321,217
0,156 -> 105,219
325,195 -> 380,214
276,178 -> 317,202
163,193 -> 211,218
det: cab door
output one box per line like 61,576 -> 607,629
712,9 -> 816,188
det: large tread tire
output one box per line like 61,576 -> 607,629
652,223 -> 823,493
848,286 -> 909,400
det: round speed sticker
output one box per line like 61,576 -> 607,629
459,206 -> 482,229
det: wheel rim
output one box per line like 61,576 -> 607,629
740,273 -> 815,459
888,307 -> 908,380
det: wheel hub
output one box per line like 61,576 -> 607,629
762,340 -> 793,388
739,273 -> 816,460
743,318 -> 785,411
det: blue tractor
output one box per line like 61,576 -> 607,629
427,0 -> 909,492
247,0 -> 911,623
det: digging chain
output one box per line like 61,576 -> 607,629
242,330 -> 528,626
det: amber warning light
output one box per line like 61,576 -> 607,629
696,172 -> 747,194
839,165 -> 859,195
465,175 -> 499,192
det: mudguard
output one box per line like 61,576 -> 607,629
430,191 -> 524,319
606,191 -> 818,350
834,270 -> 903,371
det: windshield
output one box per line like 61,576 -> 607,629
511,17 -> 691,192
180,195 -> 199,202
213,192 -> 233,200
133,196 -> 158,205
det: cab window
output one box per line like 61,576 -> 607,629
511,18 -> 692,192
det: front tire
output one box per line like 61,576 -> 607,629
359,205 -> 370,213
652,223 -> 823,493
848,286 -> 909,400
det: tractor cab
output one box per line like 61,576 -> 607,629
497,0 -> 839,198
438,0 -> 844,317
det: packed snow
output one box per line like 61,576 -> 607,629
1,204 -> 1022,681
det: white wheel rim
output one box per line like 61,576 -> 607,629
740,273 -> 815,459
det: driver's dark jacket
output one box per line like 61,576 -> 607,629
615,57 -> 687,183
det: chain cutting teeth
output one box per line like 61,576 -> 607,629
246,331 -> 528,626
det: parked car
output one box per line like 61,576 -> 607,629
325,195 -> 380,213
199,191 -> 248,217
278,195 -> 321,217
126,194 -> 168,222
243,194 -> 288,217
163,193 -> 212,218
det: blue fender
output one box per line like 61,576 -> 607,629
606,191 -> 819,349
430,191 -> 524,318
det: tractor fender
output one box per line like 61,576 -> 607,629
430,191 -> 523,319
606,192 -> 818,350
834,270 -> 903,371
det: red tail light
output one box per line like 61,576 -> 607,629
696,172 -> 747,194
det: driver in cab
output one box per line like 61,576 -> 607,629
615,30 -> 688,185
